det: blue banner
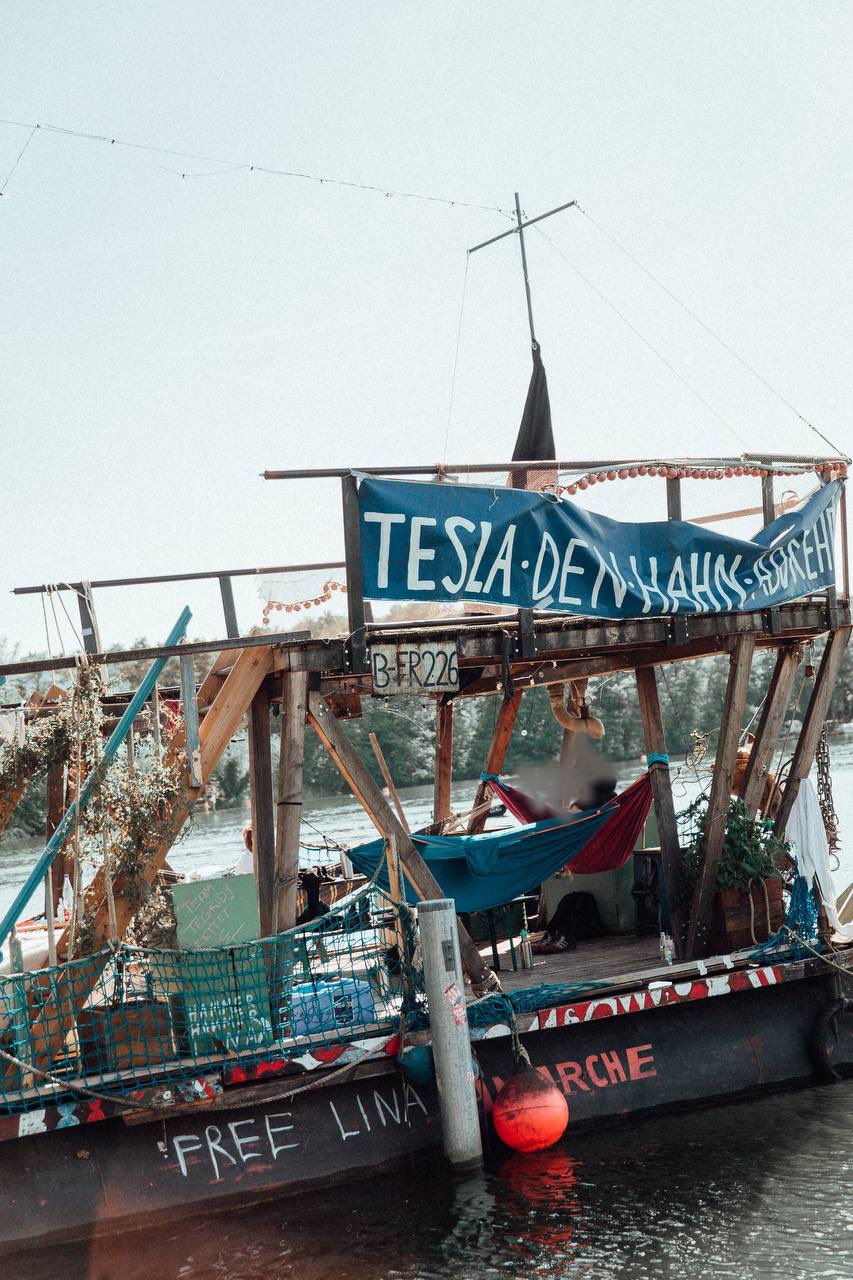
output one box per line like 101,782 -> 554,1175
358,476 -> 841,619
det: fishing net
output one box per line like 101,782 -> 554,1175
0,881 -> 425,1116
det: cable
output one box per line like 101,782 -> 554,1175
0,117 -> 511,216
442,254 -> 470,461
533,223 -> 750,450
577,205 -> 847,459
0,123 -> 37,195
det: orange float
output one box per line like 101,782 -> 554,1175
492,1067 -> 569,1153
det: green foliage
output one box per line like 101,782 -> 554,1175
213,757 -> 250,808
677,794 -> 788,893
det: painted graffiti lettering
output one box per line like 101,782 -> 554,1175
479,1042 -> 657,1110
329,1082 -> 428,1142
171,1109 -> 301,1181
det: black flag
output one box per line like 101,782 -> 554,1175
511,345 -> 555,490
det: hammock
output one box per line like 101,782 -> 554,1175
482,771 -> 654,875
348,771 -> 653,912
348,809 -> 612,913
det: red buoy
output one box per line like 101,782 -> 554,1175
492,1068 -> 569,1153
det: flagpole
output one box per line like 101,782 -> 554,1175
514,191 -> 537,349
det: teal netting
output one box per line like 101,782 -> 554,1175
750,869 -> 821,962
0,882 -> 425,1115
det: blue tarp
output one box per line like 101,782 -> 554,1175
357,475 -> 840,618
347,808 -> 612,912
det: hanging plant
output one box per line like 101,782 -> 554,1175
678,794 -> 789,895
0,666 -> 104,808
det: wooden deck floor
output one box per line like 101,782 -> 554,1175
478,930 -> 663,994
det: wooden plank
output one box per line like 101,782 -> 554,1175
773,626 -> 852,837
686,634 -> 757,958
272,671 -> 307,933
307,691 -> 493,985
739,645 -> 800,816
467,691 -> 523,834
635,666 -> 686,959
247,683 -> 275,937
369,732 -> 410,832
433,699 -> 454,823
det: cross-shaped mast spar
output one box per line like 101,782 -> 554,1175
468,193 -> 577,349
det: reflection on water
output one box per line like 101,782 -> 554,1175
15,1079 -> 853,1280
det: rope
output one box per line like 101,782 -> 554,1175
0,1044 -> 142,1111
576,205 -> 848,460
533,223 -> 751,451
442,254 -> 470,462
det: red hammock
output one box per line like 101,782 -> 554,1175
482,772 -> 653,875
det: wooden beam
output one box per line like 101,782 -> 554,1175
686,634 -> 757,957
433,700 -> 454,823
635,666 -> 686,958
248,683 -> 276,937
467,691 -> 523,834
739,645 -> 800,816
272,671 -> 307,933
774,626 -> 852,838
307,691 -> 493,985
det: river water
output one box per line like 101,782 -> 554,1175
3,744 -> 853,1279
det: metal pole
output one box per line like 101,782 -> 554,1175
514,192 -> 537,348
418,898 -> 483,1169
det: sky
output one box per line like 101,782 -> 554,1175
1,2 -> 850,657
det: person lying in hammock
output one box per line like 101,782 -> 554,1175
534,773 -> 616,954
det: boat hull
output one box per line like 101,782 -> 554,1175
1,966 -> 850,1253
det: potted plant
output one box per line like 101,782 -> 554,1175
678,795 -> 789,950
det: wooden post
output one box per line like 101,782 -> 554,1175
773,626 -> 852,838
686,634 -> 757,957
433,699 -> 454,824
46,762 -> 66,903
272,671 -> 307,934
369,732 -> 410,832
248,683 -> 276,937
739,645 -> 800,816
341,474 -> 367,673
467,690 -> 523,834
307,691 -> 494,986
635,666 -> 686,957
666,477 -> 682,521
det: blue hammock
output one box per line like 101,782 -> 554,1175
347,807 -> 612,913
